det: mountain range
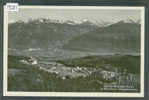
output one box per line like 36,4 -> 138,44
63,20 -> 141,53
8,18 -> 141,54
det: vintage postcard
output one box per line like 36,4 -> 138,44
3,6 -> 145,97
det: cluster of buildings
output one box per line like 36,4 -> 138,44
100,65 -> 140,92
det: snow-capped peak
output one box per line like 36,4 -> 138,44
123,19 -> 140,24
82,19 -> 88,22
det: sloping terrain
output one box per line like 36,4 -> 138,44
63,21 -> 140,53
8,19 -> 141,92
56,54 -> 140,74
8,54 -> 140,92
8,19 -> 98,49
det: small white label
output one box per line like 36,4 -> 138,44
6,3 -> 19,12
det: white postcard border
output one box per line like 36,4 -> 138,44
3,6 -> 145,97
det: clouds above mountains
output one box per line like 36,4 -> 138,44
8,7 -> 141,24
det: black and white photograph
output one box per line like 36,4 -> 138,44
3,6 -> 144,97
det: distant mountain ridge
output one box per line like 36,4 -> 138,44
63,20 -> 141,53
8,18 -> 98,49
8,18 -> 141,54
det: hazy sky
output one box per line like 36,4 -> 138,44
8,7 -> 141,23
